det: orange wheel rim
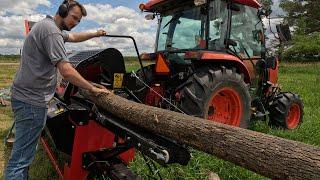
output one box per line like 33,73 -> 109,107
207,87 -> 243,126
286,103 -> 301,129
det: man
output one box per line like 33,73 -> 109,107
4,0 -> 109,179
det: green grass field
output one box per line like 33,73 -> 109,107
0,62 -> 18,178
0,59 -> 319,179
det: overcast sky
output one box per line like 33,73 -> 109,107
0,0 -> 284,55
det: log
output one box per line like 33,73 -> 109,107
81,91 -> 320,179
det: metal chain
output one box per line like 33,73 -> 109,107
131,71 -> 185,114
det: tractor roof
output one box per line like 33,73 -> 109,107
140,0 -> 261,12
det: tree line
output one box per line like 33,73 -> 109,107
0,55 -> 20,61
261,0 -> 320,61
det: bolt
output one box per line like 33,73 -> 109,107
79,122 -> 83,126
137,143 -> 141,147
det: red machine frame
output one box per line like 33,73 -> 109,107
40,120 -> 134,179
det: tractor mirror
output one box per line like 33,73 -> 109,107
228,4 -> 240,12
194,0 -> 206,6
276,24 -> 292,42
145,14 -> 155,20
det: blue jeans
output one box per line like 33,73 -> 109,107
4,98 -> 47,180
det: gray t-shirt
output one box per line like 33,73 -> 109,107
11,15 -> 69,107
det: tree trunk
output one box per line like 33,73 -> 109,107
81,91 -> 320,179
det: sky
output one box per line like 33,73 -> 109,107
0,0 -> 284,55
0,0 -> 157,55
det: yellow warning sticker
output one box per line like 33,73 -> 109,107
113,73 -> 124,89
54,108 -> 64,114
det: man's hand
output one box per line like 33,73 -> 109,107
90,85 -> 111,96
95,29 -> 107,37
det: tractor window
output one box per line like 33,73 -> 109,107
229,4 -> 264,59
208,0 -> 228,51
157,6 -> 207,51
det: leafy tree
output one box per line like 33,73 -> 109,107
273,1 -> 320,61
280,0 -> 320,34
260,0 -> 273,12
281,33 -> 320,61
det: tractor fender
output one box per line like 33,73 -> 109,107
201,52 -> 252,83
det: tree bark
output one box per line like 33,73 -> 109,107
81,91 -> 320,180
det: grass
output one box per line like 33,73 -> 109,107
0,60 -> 319,179
0,62 -> 18,179
0,65 -> 19,88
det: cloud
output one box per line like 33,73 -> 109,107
85,4 -> 138,24
0,0 -> 50,15
0,38 -> 24,55
0,14 -> 45,39
0,38 -> 23,48
0,2 -> 157,55
65,3 -> 157,55
0,14 -> 46,54
0,0 -> 49,54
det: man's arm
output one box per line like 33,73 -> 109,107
66,29 -> 106,42
57,61 -> 110,95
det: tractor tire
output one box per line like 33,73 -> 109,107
180,66 -> 251,128
269,92 -> 303,129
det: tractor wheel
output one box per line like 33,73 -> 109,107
180,66 -> 251,128
269,92 -> 303,129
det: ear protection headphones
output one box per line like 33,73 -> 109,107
58,0 -> 70,18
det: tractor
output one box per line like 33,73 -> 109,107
132,0 -> 304,129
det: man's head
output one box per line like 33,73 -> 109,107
57,0 -> 87,31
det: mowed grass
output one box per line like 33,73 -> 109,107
0,61 -> 319,179
0,62 -> 18,178
0,64 -> 19,88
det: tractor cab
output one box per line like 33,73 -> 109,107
140,0 -> 265,71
